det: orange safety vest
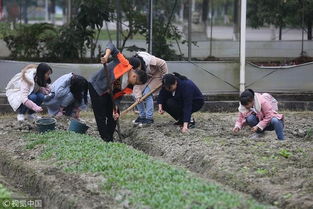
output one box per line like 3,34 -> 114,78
112,52 -> 134,100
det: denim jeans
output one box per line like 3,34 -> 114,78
18,92 -> 45,114
136,86 -> 154,119
246,114 -> 285,140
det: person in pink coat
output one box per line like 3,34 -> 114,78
6,63 -> 52,121
232,89 -> 285,140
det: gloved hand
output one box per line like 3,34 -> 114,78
24,100 -> 43,112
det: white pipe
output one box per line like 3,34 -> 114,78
149,0 -> 153,54
188,0 -> 192,61
45,0 -> 48,22
239,0 -> 247,93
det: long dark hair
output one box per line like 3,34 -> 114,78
134,54 -> 147,72
162,72 -> 187,89
70,74 -> 88,105
128,57 -> 141,70
240,89 -> 255,105
34,63 -> 52,87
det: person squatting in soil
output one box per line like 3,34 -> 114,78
157,72 -> 204,133
44,73 -> 89,119
6,63 -> 53,121
232,89 -> 285,140
131,51 -> 168,126
89,42 -> 148,142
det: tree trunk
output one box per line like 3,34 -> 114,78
202,0 -> 209,37
279,25 -> 282,40
307,19 -> 312,40
202,0 -> 209,22
233,0 -> 240,40
51,0 -> 56,24
62,0 -> 67,24
22,0 -> 28,24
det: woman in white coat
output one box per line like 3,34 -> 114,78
6,63 -> 53,121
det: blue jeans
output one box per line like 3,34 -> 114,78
246,114 -> 285,140
136,86 -> 154,119
18,92 -> 45,114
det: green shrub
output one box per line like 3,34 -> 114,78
3,23 -> 57,59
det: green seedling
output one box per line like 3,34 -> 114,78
278,149 -> 292,158
25,131 -> 269,209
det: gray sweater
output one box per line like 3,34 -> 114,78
89,42 -> 120,96
45,73 -> 87,116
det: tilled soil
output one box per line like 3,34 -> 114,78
120,112 -> 313,209
0,112 -> 312,209
0,116 -> 123,209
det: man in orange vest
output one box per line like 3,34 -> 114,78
89,42 -> 148,142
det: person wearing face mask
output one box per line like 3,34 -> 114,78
232,89 -> 285,140
89,42 -> 148,142
157,72 -> 204,133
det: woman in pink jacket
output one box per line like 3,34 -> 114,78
232,89 -> 285,140
6,63 -> 52,121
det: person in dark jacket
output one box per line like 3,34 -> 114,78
89,42 -> 148,142
157,72 -> 204,133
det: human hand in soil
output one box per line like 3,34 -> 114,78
182,123 -> 189,133
158,104 -> 165,114
251,126 -> 259,132
232,127 -> 240,133
24,100 -> 43,113
33,106 -> 43,113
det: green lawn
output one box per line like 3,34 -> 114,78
25,131 -> 269,209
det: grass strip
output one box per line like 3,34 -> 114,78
26,131 -> 269,209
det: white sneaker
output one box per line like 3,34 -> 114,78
17,114 -> 25,121
27,114 -> 41,121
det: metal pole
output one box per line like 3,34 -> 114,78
239,0 -> 246,93
301,0 -> 305,56
0,0 -> 3,18
19,0 -> 22,25
188,0 -> 192,61
68,0 -> 71,23
116,0 -> 121,49
148,0 -> 153,53
45,0 -> 48,22
209,0 -> 213,57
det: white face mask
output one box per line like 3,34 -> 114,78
121,74 -> 128,89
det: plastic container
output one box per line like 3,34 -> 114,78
36,118 -> 57,133
68,119 -> 89,134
